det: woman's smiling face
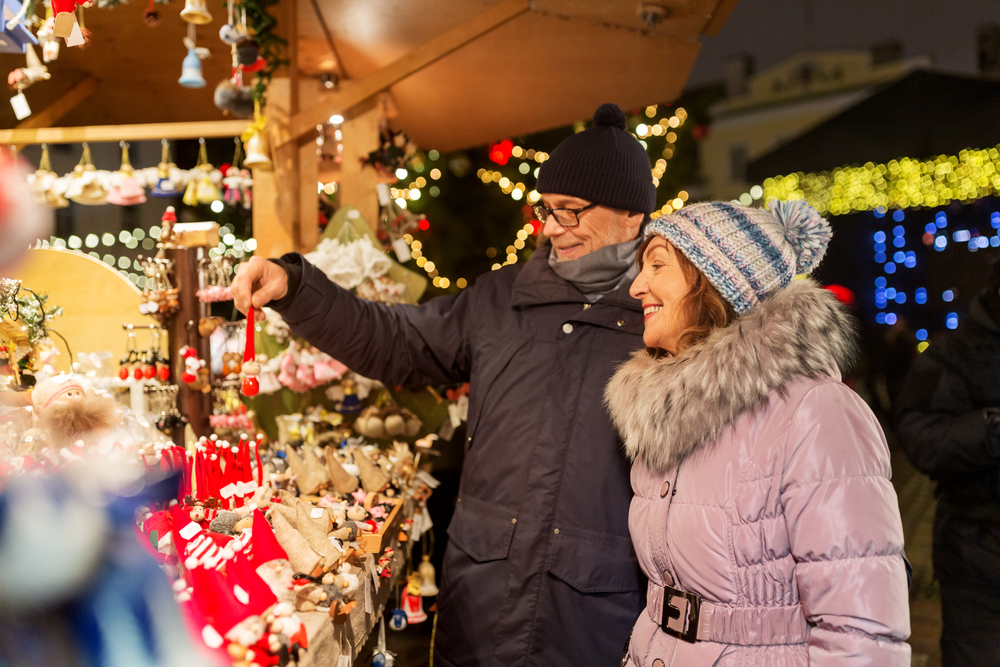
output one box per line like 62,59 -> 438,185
630,236 -> 695,354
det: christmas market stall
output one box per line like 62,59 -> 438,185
0,0 -> 739,665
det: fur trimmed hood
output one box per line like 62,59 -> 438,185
604,279 -> 856,473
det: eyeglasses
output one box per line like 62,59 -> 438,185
531,201 -> 598,228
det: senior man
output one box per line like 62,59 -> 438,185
233,103 -> 654,667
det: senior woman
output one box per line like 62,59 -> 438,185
606,200 -> 911,666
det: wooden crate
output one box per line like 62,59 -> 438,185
358,498 -> 404,554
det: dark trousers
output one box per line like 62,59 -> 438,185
940,583 -> 1000,667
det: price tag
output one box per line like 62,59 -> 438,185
311,507 -> 324,519
392,237 -> 411,263
65,21 -> 84,47
375,183 -> 391,207
10,93 -> 30,120
220,483 -> 237,499
364,573 -> 372,614
179,522 -> 201,540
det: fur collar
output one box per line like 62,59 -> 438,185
604,279 -> 856,473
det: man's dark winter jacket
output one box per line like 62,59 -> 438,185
896,290 -> 1000,590
271,243 -> 646,667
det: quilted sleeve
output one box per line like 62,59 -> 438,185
780,381 -> 911,666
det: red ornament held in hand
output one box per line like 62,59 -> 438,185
240,306 -> 259,397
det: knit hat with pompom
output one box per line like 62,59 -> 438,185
644,199 -> 832,314
536,103 -> 656,215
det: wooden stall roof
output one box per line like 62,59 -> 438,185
1,0 -> 737,149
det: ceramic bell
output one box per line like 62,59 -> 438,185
178,47 -> 205,88
27,144 -> 68,209
179,0 -> 212,25
106,142 -> 147,206
417,555 -> 438,597
66,143 -> 108,206
242,130 -> 272,171
150,139 -> 178,197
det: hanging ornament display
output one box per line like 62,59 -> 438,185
400,572 -> 426,624
240,307 -> 259,397
195,253 -> 235,302
138,254 -> 179,323
362,124 -> 416,181
7,43 -> 48,120
64,142 -> 109,205
51,0 -> 87,45
178,0 -> 210,25
241,101 -> 272,170
37,16 -> 59,62
150,138 -> 179,197
179,23 -> 208,88
0,0 -> 38,54
182,138 -> 222,206
106,141 -> 147,206
26,144 -> 68,209
221,138 -> 250,207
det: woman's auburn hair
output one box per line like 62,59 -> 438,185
637,234 -> 738,356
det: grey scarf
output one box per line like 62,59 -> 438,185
548,236 -> 641,302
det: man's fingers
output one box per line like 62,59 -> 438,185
232,258 -> 264,315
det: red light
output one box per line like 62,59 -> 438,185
530,220 -> 541,235
488,139 -> 513,166
418,219 -> 430,231
824,284 -> 855,308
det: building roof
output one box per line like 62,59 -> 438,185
746,69 -> 1000,182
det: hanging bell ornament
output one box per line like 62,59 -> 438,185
418,554 -> 439,597
179,0 -> 212,25
178,47 -> 206,88
242,131 -> 271,170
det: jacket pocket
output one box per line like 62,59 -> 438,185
546,526 -> 643,594
447,496 -> 517,563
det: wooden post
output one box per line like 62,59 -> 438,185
164,246 -> 211,445
251,75 -> 321,258
339,99 -> 381,231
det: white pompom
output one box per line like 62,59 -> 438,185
767,198 -> 831,274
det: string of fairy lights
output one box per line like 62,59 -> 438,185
376,104 -> 692,287
735,145 -> 1000,216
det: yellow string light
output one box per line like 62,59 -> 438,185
737,145 -> 1000,215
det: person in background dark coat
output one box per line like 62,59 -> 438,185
232,103 -> 655,667
896,257 -> 1000,667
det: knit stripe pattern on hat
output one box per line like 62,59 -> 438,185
536,103 -> 656,215
645,199 -> 832,314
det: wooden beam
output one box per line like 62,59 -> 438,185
701,0 -> 739,36
284,0 -> 530,143
15,76 -> 98,131
0,119 -> 249,146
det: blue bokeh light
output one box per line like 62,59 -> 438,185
875,252 -> 887,263
924,223 -> 937,234
942,290 -> 954,302
893,251 -> 905,263
893,225 -> 905,236
884,287 -> 896,299
892,210 -> 905,222
874,231 -> 886,243
935,212 -> 948,228
915,288 -> 927,304
934,236 -> 947,250
946,313 -> 958,330
895,292 -> 906,304
874,207 -> 886,218
886,313 -> 898,325
916,329 -> 928,341
875,242 -> 886,253
884,262 -> 896,274
876,313 -> 887,324
893,236 -> 905,248
875,277 -> 887,288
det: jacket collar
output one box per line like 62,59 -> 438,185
604,279 -> 857,474
511,241 -> 641,312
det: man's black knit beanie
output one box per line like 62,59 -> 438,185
536,103 -> 656,216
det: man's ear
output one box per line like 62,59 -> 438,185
625,211 -> 644,232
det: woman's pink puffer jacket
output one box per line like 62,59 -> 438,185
606,280 -> 911,666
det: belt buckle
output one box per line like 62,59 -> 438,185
660,584 -> 702,643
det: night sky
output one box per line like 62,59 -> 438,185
688,0 -> 1000,87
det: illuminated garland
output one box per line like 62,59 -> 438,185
740,146 -> 1000,216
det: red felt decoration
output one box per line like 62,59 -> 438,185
240,307 -> 259,397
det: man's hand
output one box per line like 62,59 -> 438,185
231,256 -> 289,320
